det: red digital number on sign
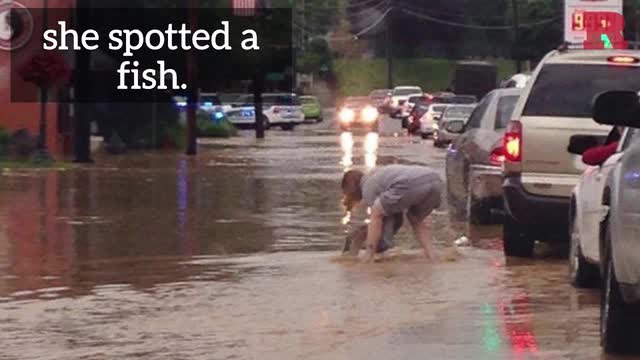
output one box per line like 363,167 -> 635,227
572,11 -> 627,49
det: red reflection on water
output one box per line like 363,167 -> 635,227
498,292 -> 538,355
4,172 -> 75,292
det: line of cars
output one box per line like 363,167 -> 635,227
176,93 -> 324,132
443,48 -> 640,355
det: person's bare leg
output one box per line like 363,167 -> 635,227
364,206 -> 385,262
408,213 -> 434,260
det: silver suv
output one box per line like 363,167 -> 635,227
502,49 -> 640,257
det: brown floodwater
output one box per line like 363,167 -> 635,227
0,121 -> 621,359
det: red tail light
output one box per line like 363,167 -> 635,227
489,146 -> 505,166
273,107 -> 281,113
503,120 -> 522,162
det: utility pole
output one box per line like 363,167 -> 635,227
511,0 -> 522,73
73,0 -> 93,163
185,0 -> 198,156
254,0 -> 265,139
635,4 -> 640,50
386,6 -> 394,89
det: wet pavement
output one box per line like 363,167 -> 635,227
0,115 -> 625,359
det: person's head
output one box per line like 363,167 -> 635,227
341,170 -> 364,210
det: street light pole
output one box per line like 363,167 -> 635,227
185,0 -> 198,156
35,0 -> 51,161
386,6 -> 394,89
511,0 -> 522,73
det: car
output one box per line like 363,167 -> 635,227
588,90 -> 640,355
445,88 -> 521,224
300,95 -> 323,123
432,104 -> 475,148
337,96 -> 380,132
369,89 -> 392,109
389,86 -> 423,116
399,95 -> 425,125
418,103 -> 448,139
501,49 -> 640,258
500,73 -> 531,89
449,95 -> 478,104
231,93 -> 305,130
406,100 -> 431,135
174,94 -> 227,126
567,129 -> 623,289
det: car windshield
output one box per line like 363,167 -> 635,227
432,105 -> 447,113
344,98 -> 370,107
408,96 -> 423,103
495,95 -> 520,129
393,88 -> 421,96
451,95 -> 477,104
300,97 -> 318,105
369,90 -> 389,98
444,106 -> 474,119
523,64 -> 640,117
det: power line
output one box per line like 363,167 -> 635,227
401,8 -> 561,30
346,0 -> 388,9
294,7 -> 391,41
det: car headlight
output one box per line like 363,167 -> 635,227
339,108 -> 356,123
361,106 -> 379,123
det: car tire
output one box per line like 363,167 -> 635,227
601,225 -> 640,355
421,133 -> 429,140
569,209 -> 599,288
281,123 -> 295,131
503,213 -> 535,258
466,178 -> 491,225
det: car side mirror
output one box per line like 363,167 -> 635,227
568,134 -> 603,155
593,90 -> 640,127
445,121 -> 465,134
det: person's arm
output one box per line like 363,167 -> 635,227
363,201 -> 385,262
582,141 -> 619,166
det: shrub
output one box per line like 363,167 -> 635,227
0,126 -> 9,158
196,111 -> 237,138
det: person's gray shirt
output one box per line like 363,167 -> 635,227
360,165 -> 440,208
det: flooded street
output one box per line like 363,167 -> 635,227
0,115 -> 616,359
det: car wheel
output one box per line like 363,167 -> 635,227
421,133 -> 429,140
569,210 -> 599,288
466,177 -> 491,225
281,123 -> 295,131
601,225 -> 640,354
503,213 -> 535,258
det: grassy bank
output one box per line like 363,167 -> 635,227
334,58 -> 517,96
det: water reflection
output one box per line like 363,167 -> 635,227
364,132 -> 379,169
340,131 -> 379,171
341,132 -> 354,170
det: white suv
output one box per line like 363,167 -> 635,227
501,49 -> 640,257
390,86 -> 423,116
229,93 -> 304,130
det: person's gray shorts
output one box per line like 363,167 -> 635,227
376,174 -> 443,221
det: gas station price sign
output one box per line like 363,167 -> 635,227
564,0 -> 626,49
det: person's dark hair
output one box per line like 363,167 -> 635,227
342,170 -> 364,200
342,170 -> 363,189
